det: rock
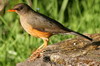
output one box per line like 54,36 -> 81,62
17,33 -> 100,66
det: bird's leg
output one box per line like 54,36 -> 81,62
38,38 -> 48,49
29,38 -> 49,61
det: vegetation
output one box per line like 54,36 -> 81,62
0,0 -> 100,66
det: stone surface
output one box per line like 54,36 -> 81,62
17,34 -> 100,66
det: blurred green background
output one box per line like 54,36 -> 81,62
0,0 -> 100,66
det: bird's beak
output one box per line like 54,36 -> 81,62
8,9 -> 16,12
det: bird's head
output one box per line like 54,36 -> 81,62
8,3 -> 32,15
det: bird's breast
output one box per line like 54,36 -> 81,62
20,16 -> 52,38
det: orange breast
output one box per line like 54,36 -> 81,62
27,26 -> 52,38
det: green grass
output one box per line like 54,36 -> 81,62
0,0 -> 100,66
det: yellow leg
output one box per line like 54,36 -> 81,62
38,38 -> 48,49
29,38 -> 49,61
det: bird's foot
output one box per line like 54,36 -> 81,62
28,49 -> 43,62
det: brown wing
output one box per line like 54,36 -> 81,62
27,11 -> 72,34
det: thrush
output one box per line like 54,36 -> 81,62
8,3 -> 92,61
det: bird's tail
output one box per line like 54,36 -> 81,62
70,31 -> 93,41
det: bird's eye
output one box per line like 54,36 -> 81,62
17,6 -> 23,11
19,6 -> 23,10
15,6 -> 23,11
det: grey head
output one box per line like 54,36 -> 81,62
12,3 -> 33,15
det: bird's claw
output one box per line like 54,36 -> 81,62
28,49 -> 43,62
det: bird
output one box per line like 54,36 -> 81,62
8,3 -> 92,61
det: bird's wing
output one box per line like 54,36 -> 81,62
27,12 -> 71,34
